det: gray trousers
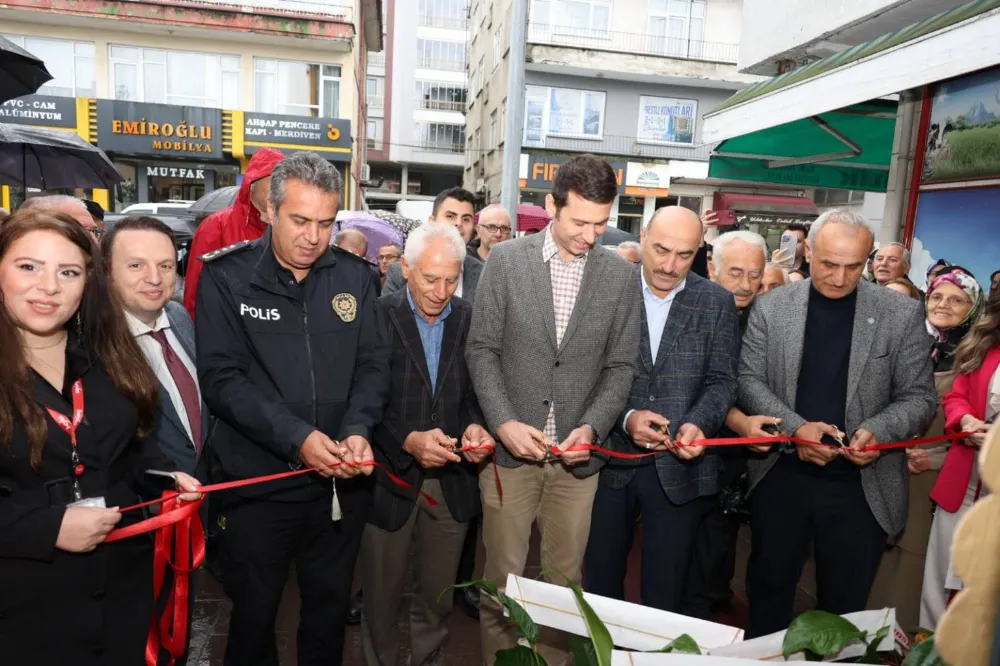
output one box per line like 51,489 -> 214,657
361,478 -> 469,666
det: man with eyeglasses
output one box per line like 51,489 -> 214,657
377,243 -> 402,288
470,204 -> 512,262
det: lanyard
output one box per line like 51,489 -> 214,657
46,378 -> 86,500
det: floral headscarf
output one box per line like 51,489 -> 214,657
926,270 -> 985,371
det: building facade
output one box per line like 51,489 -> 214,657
0,0 -> 382,212
364,0 -> 468,210
466,0 -> 769,233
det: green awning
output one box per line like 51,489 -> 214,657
708,100 -> 897,192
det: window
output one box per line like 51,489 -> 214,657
489,110 -> 498,151
499,102 -> 507,145
636,95 -> 697,145
367,76 -> 385,110
416,40 -> 468,72
367,118 -> 384,150
487,1 -> 494,26
254,58 -> 341,117
524,85 -> 605,141
415,81 -> 468,112
477,56 -> 485,94
471,2 -> 482,37
530,0 -> 611,37
419,0 -> 468,29
492,27 -> 503,71
814,189 -> 866,205
473,128 -> 481,163
648,0 -> 706,57
110,46 -> 239,108
3,35 -> 95,97
415,122 -> 466,153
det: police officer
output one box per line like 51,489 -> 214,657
195,151 -> 390,666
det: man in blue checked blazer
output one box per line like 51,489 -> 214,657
583,206 -> 741,612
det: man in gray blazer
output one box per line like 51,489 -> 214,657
467,155 -> 641,665
383,186 -> 482,303
103,216 -> 209,478
738,209 -> 937,637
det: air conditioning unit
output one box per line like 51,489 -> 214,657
360,163 -> 371,181
476,178 -> 487,193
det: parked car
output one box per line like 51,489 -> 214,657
119,200 -> 195,216
185,186 -> 239,225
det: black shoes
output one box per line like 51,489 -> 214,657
455,586 -> 480,621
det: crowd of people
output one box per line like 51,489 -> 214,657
0,150 -> 995,666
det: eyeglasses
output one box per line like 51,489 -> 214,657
927,293 -> 972,308
481,224 -> 511,235
378,254 -> 400,262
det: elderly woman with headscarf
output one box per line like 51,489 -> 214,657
867,269 -> 984,631
920,279 -> 998,629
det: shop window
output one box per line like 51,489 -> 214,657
814,188 -> 865,205
254,59 -> 341,118
110,46 -> 240,109
3,35 -> 95,98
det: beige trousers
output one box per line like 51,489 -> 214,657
360,479 -> 469,666
478,462 -> 599,666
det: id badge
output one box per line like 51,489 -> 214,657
945,561 -> 964,591
69,496 -> 107,508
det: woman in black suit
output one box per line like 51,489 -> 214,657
0,210 -> 201,665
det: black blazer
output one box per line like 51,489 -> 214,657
0,342 -> 175,666
370,290 -> 484,531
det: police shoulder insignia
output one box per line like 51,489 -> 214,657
200,240 -> 253,263
332,293 -> 357,323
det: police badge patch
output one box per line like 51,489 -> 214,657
332,293 -> 357,322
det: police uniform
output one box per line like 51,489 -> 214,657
194,229 -> 390,666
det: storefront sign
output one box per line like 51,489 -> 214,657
625,162 -> 671,196
523,153 -> 625,193
145,166 -> 206,180
518,154 -> 529,188
0,94 -> 77,129
243,112 -> 352,160
709,158 -> 889,192
637,96 -> 697,145
734,212 -> 813,226
97,100 -> 222,159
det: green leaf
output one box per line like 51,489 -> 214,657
568,635 -> 601,666
495,645 -> 548,666
902,636 -> 945,666
567,581 -> 613,666
652,634 -> 702,654
781,610 -> 867,659
446,579 -> 539,646
860,625 -> 891,664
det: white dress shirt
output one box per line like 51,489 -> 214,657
126,310 -> 201,442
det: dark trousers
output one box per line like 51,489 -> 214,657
583,463 -> 711,611
218,492 -> 368,666
680,502 -> 740,619
455,513 -> 480,585
747,457 -> 887,638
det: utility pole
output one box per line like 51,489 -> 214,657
499,0 -> 528,232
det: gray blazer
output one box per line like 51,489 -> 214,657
383,255 -> 483,304
603,273 -> 741,504
154,301 -> 210,479
466,232 -> 642,478
738,279 -> 937,536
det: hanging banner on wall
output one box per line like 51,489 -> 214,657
922,67 -> 1000,183
637,96 -> 697,145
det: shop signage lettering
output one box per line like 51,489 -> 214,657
525,153 -> 626,193
735,212 -> 812,226
0,94 -> 77,129
242,112 -> 352,160
145,166 -> 206,179
97,100 -> 223,160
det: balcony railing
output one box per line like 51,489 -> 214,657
526,22 -> 739,64
417,58 -> 467,72
416,141 -> 464,154
368,52 -> 385,67
182,0 -> 353,20
418,14 -> 467,30
368,95 -> 384,110
367,138 -> 383,150
528,132 -> 714,161
419,99 -> 466,112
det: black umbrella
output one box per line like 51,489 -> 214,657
0,36 -> 53,106
0,123 -> 122,190
186,185 -> 239,224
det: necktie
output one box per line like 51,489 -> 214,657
148,329 -> 202,452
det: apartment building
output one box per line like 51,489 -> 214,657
364,0 -> 468,209
0,0 -> 382,212
465,0 -> 768,233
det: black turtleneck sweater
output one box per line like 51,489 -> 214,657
794,286 -> 857,473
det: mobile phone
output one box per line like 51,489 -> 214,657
778,233 -> 797,267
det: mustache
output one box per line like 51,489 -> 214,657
653,270 -> 680,278
734,289 -> 755,298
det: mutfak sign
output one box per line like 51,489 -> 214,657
0,94 -> 77,129
97,100 -> 223,159
243,112 -> 352,160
